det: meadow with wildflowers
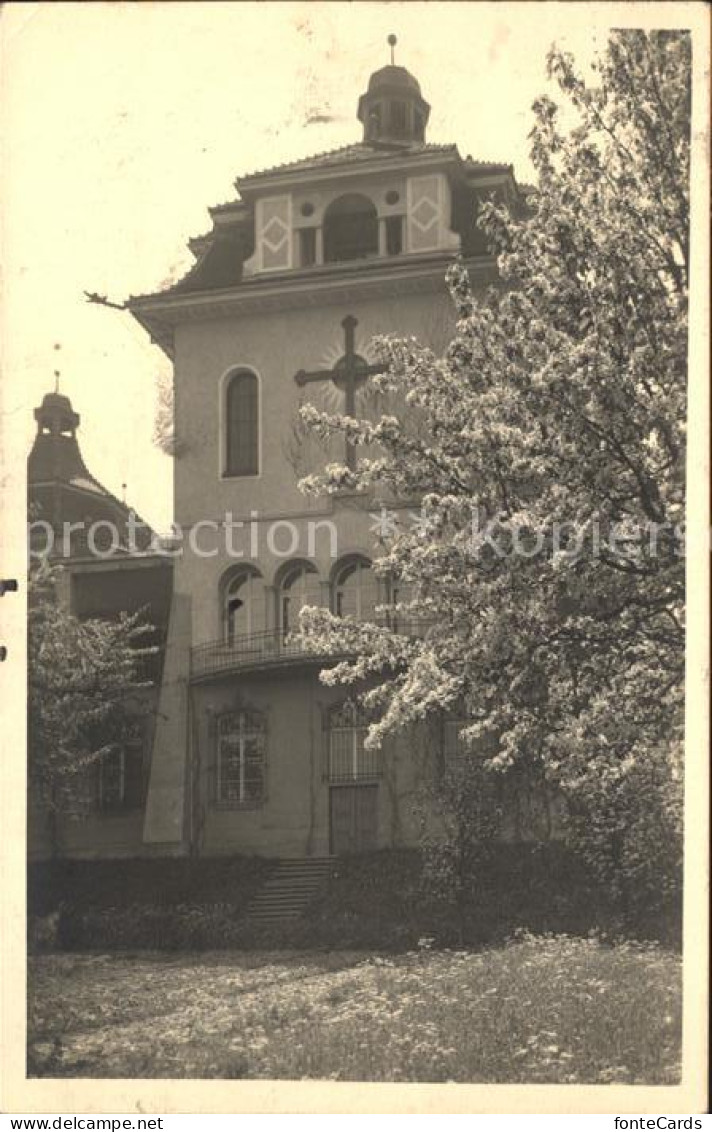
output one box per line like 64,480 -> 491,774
28,934 -> 680,1082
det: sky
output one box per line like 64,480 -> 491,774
1,2 -> 628,532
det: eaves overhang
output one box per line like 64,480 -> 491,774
65,553 -> 175,572
127,253 -> 499,359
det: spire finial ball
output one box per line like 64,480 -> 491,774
388,34 -> 397,46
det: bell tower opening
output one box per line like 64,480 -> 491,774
323,193 -> 378,263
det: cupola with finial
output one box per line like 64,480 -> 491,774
357,35 -> 430,146
33,348 -> 81,439
28,368 -> 158,555
29,374 -> 90,491
34,387 -> 81,438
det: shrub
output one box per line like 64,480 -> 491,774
29,855 -> 274,951
561,743 -> 683,929
58,902 -> 256,951
28,845 -> 680,953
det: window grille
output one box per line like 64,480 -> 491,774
326,701 -> 382,782
216,710 -> 266,806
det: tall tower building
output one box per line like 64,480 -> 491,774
127,44 -> 529,859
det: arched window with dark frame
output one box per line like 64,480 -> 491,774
222,566 -> 264,644
278,560 -> 320,641
225,369 -> 259,477
332,556 -> 378,622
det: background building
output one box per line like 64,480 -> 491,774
27,387 -> 172,858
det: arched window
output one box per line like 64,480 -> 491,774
333,557 -> 378,622
225,369 -> 259,477
222,568 -> 264,643
216,709 -> 266,806
278,561 -> 320,640
384,575 -> 414,633
323,194 -> 378,263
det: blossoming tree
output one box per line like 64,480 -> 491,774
297,31 -> 688,912
28,565 -> 157,854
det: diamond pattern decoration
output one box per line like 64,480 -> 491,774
262,216 -> 288,252
411,196 -> 439,232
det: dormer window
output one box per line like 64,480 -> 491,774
324,194 -> 378,263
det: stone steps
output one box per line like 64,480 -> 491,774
246,856 -> 335,925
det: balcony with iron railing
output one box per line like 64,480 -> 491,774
189,618 -> 427,683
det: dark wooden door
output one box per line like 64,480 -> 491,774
329,785 -> 378,855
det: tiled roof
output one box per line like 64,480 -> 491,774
29,432 -> 98,489
28,421 -> 157,544
237,141 -> 460,182
69,475 -> 107,495
186,145 -> 516,241
463,157 -> 513,172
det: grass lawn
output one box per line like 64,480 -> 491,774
28,935 -> 681,1083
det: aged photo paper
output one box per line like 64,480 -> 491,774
0,0 -> 708,1116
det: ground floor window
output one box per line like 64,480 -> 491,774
98,723 -> 145,812
326,700 -> 381,782
216,709 -> 266,806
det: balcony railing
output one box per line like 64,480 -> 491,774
190,619 -> 428,682
190,629 -> 337,681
